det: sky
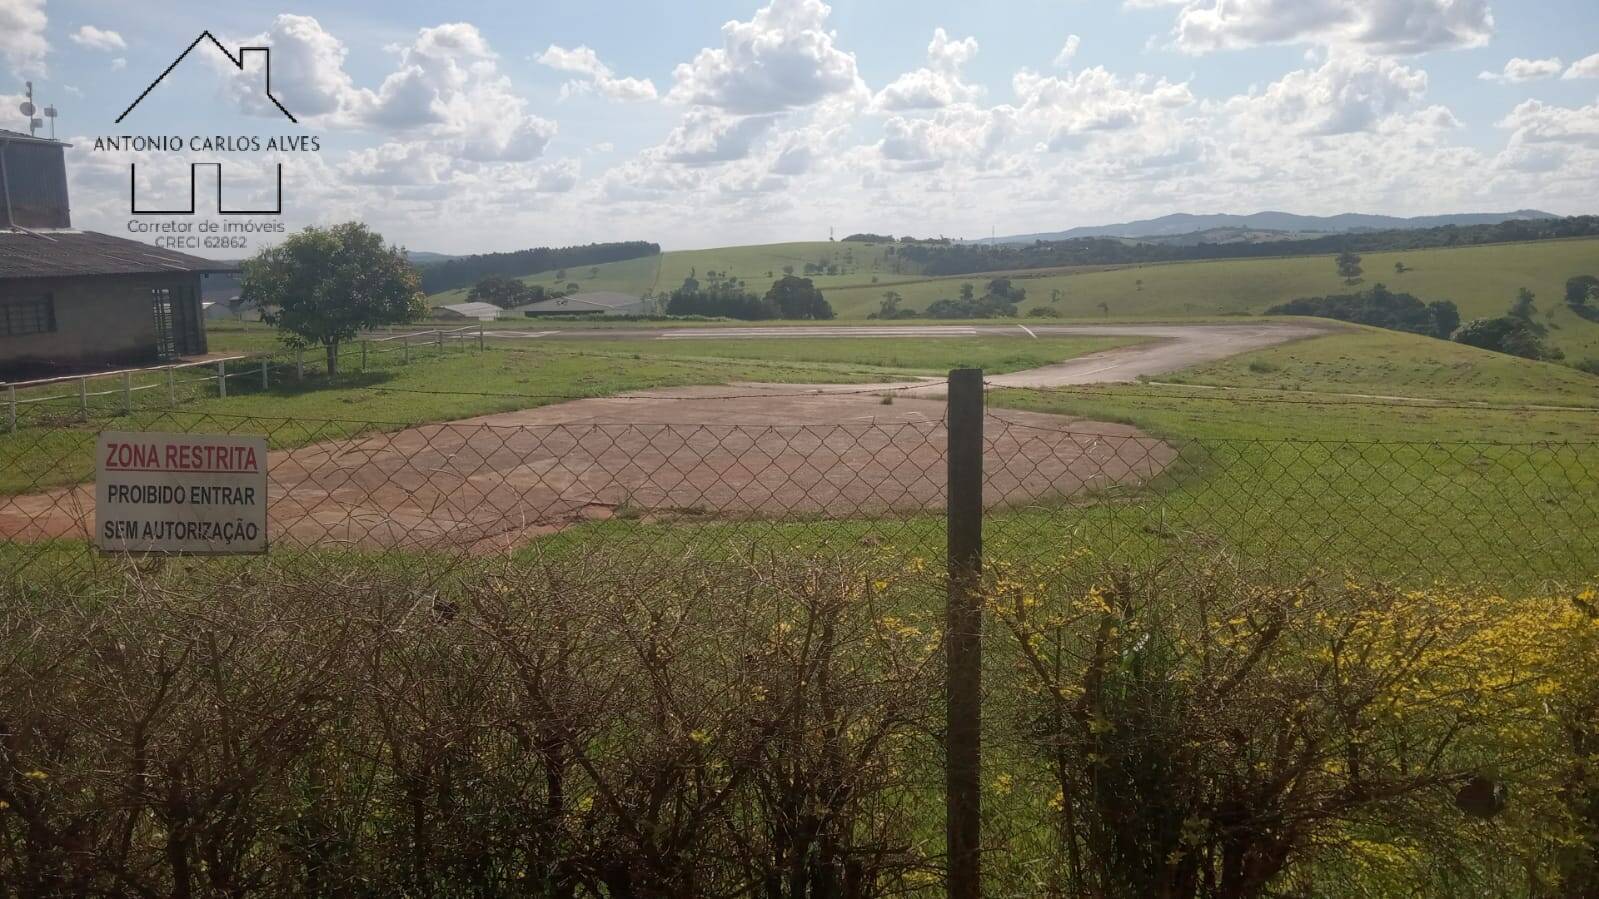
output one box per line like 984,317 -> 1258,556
2,0 -> 1597,255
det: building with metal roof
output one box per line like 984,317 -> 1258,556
434,302 -> 503,321
517,291 -> 652,317
1,130 -> 231,377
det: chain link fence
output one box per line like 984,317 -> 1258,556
2,375 -> 1598,895
3,389 -> 1596,587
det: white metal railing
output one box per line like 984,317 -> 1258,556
2,324 -> 487,431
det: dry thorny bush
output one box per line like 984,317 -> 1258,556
0,554 -> 942,898
0,553 -> 1594,898
983,561 -> 1599,898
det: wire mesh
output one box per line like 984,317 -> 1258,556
3,402 -> 1596,588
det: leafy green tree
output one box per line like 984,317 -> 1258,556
1453,316 -> 1563,361
765,275 -> 835,320
1509,287 -> 1538,323
959,282 -> 975,302
1336,250 -> 1363,284
1394,260 -> 1409,274
1565,275 -> 1598,307
878,291 -> 902,318
245,222 -> 423,377
1050,288 -> 1063,304
467,276 -> 544,309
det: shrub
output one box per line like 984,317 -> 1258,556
1453,316 -> 1564,361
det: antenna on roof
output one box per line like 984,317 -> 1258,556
43,104 -> 57,140
19,81 -> 43,137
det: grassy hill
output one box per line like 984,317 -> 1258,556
427,236 -> 1599,360
428,240 -> 911,305
826,238 -> 1599,359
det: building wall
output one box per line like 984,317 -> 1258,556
0,273 -> 206,378
0,139 -> 71,229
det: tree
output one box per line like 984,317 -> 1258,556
1050,288 -> 1063,304
1097,301 -> 1110,317
959,282 -> 976,302
1394,260 -> 1410,274
588,266 -> 599,279
1453,316 -> 1563,361
554,268 -> 567,280
765,276 -> 835,320
782,265 -> 795,276
1509,287 -> 1538,323
1427,300 -> 1460,339
1565,275 -> 1598,307
467,276 -> 543,309
878,291 -> 902,318
245,222 -> 423,377
1336,250 -> 1363,284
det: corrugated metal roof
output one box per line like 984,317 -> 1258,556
0,129 -> 69,147
0,229 -> 236,279
437,302 -> 503,318
518,291 -> 644,313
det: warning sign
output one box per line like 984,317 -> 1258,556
95,431 -> 268,554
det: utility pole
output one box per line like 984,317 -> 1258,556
945,368 -> 984,899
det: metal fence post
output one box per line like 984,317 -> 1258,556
260,358 -> 269,390
296,349 -> 304,381
403,335 -> 409,364
362,340 -> 368,371
121,372 -> 132,414
945,368 -> 984,899
436,330 -> 443,351
479,323 -> 485,351
217,361 -> 227,398
78,377 -> 88,418
167,366 -> 176,406
5,384 -> 14,433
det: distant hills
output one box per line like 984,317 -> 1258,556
982,210 -> 1559,245
406,251 -> 459,266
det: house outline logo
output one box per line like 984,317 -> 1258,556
114,31 -> 301,215
117,31 -> 297,124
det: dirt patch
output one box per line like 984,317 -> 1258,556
0,387 -> 1176,551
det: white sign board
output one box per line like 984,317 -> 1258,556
95,431 -> 268,554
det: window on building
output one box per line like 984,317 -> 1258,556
0,296 -> 55,337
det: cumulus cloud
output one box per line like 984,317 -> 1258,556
0,0 -> 48,76
669,0 -> 865,114
656,108 -> 780,165
1565,53 -> 1599,80
1161,0 -> 1493,55
1015,66 -> 1194,146
1478,57 -> 1564,83
1232,52 -> 1429,134
70,25 -> 125,52
874,28 -> 982,111
538,44 -> 658,101
1498,97 -> 1599,148
1054,34 -> 1082,67
215,16 -> 556,162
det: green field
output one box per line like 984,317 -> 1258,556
825,238 -> 1599,357
429,238 -> 1599,361
1165,324 -> 1599,407
0,335 -> 1132,493
427,240 -> 911,305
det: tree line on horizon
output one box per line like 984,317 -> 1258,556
894,216 -> 1599,277
416,241 -> 660,294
